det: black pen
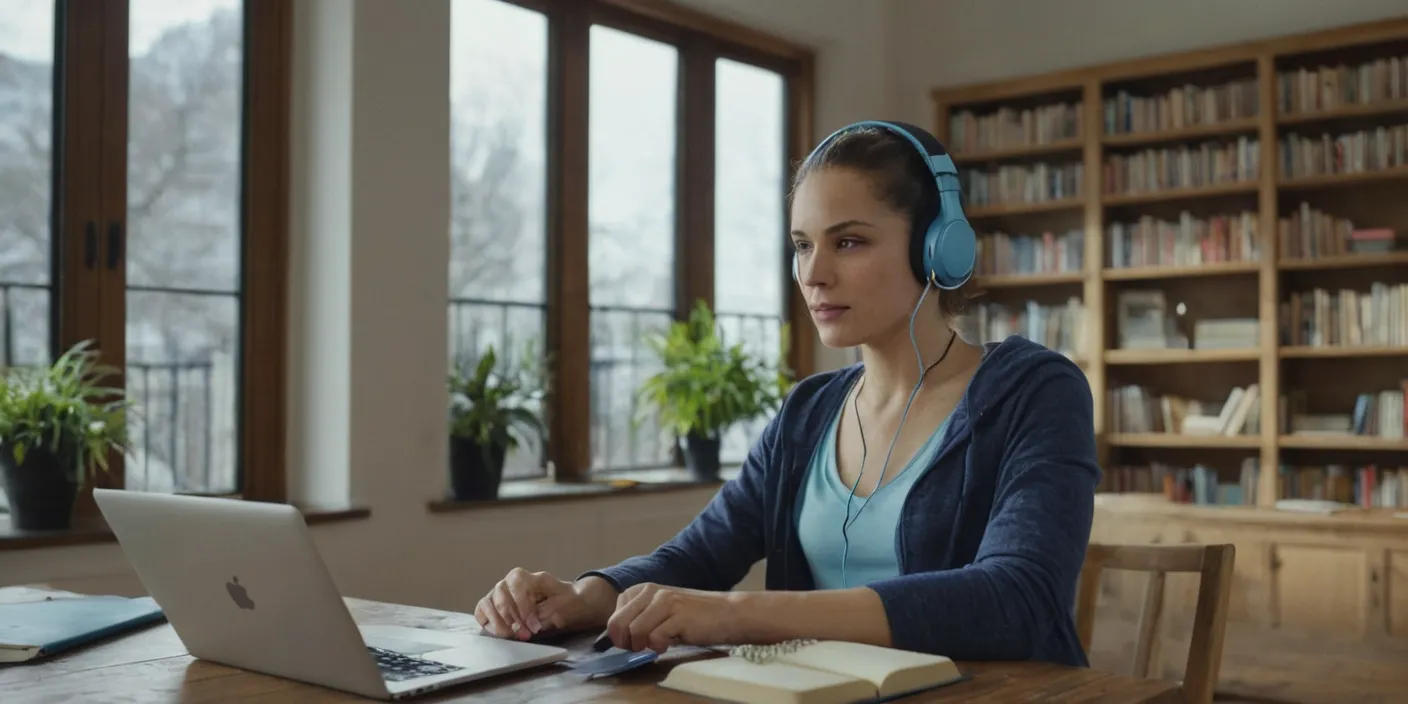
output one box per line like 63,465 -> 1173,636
591,629 -> 614,652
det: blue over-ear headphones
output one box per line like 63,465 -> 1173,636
790,120 -> 975,291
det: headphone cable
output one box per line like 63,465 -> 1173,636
840,281 -> 957,587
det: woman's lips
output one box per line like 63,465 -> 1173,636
810,305 -> 849,322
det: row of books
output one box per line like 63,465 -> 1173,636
959,162 -> 1083,207
1281,385 -> 1407,439
1279,123 -> 1408,179
1276,463 -> 1407,509
1101,138 -> 1260,195
1279,283 -> 1408,349
1276,56 -> 1408,116
1107,210 -> 1259,269
1102,79 -> 1260,135
957,298 -> 1087,361
948,103 -> 1082,153
1101,459 -> 1260,506
974,230 -> 1084,276
1102,460 -> 1408,510
1278,202 -> 1402,260
1107,384 -> 1261,437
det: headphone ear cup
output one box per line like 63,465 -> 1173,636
925,218 -> 976,290
791,254 -> 799,282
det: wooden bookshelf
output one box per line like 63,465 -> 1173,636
936,16 -> 1408,510
1102,260 -> 1260,281
935,20 -> 1408,695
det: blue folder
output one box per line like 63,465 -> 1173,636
0,595 -> 166,663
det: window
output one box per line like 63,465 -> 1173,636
449,0 -> 549,479
124,0 -> 245,494
713,58 -> 787,464
587,24 -> 679,471
0,0 -> 290,509
0,0 -> 56,512
444,0 -> 814,481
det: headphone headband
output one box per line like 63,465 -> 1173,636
794,120 -> 975,290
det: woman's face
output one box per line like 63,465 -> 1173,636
789,166 -> 923,349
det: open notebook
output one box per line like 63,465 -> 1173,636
658,641 -> 966,704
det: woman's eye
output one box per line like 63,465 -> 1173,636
792,241 -> 811,252
837,238 -> 861,249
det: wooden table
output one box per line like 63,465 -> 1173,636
0,586 -> 1182,702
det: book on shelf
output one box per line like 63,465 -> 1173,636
1279,283 -> 1408,348
1108,384 -> 1260,437
1281,383 -> 1408,439
1276,56 -> 1408,115
658,640 -> 966,704
1279,123 -> 1408,179
948,102 -> 1082,153
976,229 -> 1084,276
960,299 -> 1086,361
1102,138 -> 1259,195
1102,458 -> 1260,506
1192,318 -> 1258,350
1103,78 -> 1260,135
1278,202 -> 1404,259
959,162 -> 1082,207
1276,463 -> 1408,509
1108,210 -> 1259,268
1116,290 -> 1176,349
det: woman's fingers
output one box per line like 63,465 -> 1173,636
607,584 -> 656,651
475,596 -> 512,638
506,569 -> 545,633
491,581 -> 529,639
628,594 -> 677,654
535,590 -> 578,632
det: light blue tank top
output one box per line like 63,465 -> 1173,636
795,391 -> 951,590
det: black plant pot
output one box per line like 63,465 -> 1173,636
681,433 -> 721,483
0,446 -> 79,531
449,436 -> 507,501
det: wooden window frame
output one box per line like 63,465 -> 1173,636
487,0 -> 815,482
48,0 -> 293,516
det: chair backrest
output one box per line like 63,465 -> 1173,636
1075,543 -> 1236,704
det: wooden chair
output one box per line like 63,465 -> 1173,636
1075,543 -> 1236,704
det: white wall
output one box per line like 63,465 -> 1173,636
7,0 -> 1405,610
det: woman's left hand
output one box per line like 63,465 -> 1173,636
606,582 -> 751,654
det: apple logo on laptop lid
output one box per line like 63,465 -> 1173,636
226,576 -> 256,610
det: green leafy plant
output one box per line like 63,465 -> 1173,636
637,300 -> 794,440
0,340 -> 131,485
448,341 -> 548,455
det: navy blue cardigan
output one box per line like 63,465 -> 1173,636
582,335 -> 1101,667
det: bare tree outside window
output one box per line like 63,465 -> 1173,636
587,25 -> 679,472
123,0 -> 244,495
449,0 -> 549,479
0,0 -> 56,512
714,58 -> 787,465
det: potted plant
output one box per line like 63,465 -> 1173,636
637,300 -> 793,482
0,340 -> 130,530
447,342 -> 547,501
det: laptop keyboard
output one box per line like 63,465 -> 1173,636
367,645 -> 465,682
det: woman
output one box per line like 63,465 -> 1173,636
473,120 -> 1101,668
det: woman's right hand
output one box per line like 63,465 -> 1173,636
474,569 -> 616,641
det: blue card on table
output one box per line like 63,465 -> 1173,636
568,648 -> 660,679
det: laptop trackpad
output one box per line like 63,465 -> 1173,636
359,624 -> 480,655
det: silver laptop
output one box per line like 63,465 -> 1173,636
93,489 -> 568,700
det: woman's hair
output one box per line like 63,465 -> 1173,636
790,125 -> 969,317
